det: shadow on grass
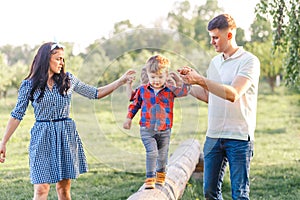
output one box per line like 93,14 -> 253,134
182,162 -> 300,200
255,127 -> 286,134
0,165 -> 146,200
0,168 -> 33,200
251,162 -> 300,200
1,161 -> 299,199
74,167 -> 145,200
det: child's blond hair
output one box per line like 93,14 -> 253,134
145,55 -> 170,74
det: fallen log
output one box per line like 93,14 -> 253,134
127,138 -> 202,200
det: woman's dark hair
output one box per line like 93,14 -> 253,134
25,42 -> 70,102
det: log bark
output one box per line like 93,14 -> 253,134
127,138 -> 202,200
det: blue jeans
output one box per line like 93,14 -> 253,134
140,127 -> 171,178
203,137 -> 254,200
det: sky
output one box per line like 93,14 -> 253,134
0,0 -> 259,52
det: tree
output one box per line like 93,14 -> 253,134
0,53 -> 25,98
62,42 -> 82,75
0,44 -> 35,66
167,1 -> 195,39
245,40 -> 284,92
194,0 -> 223,46
10,62 -> 28,91
236,28 -> 247,46
250,17 -> 272,43
79,42 -> 111,85
167,0 -> 224,49
112,20 -> 134,35
255,0 -> 300,89
0,53 -> 10,98
247,17 -> 283,92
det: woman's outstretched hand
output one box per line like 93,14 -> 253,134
119,69 -> 136,85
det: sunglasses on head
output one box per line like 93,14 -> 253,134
50,43 -> 64,51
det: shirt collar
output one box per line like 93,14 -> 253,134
146,82 -> 167,90
222,47 -> 245,61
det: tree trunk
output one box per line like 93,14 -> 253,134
127,139 -> 202,200
268,76 -> 276,92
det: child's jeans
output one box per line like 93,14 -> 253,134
140,127 -> 171,178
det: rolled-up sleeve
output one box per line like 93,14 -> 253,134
127,88 -> 142,119
69,73 -> 98,99
11,80 -> 31,120
168,83 -> 190,97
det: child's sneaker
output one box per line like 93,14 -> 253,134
156,172 -> 166,186
144,178 -> 156,189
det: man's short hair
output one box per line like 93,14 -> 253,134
207,14 -> 237,31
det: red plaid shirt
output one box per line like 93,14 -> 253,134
127,83 -> 190,131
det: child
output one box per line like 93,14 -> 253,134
126,65 -> 183,101
123,55 -> 190,189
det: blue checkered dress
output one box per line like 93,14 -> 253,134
11,73 -> 98,184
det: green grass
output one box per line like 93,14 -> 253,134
0,81 -> 299,199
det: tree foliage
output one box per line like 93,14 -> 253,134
0,53 -> 28,98
247,16 -> 283,91
255,0 -> 300,89
245,40 -> 284,92
167,0 -> 224,47
2,0 -> 298,97
250,17 -> 272,43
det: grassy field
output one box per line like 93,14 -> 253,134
0,81 -> 299,200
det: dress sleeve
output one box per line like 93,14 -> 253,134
11,80 -> 31,120
69,73 -> 98,99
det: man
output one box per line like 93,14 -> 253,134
178,14 -> 260,199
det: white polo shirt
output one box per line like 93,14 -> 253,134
206,47 -> 260,141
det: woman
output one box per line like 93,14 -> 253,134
0,42 -> 135,199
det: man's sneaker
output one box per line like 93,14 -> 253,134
156,172 -> 166,186
144,178 -> 156,189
